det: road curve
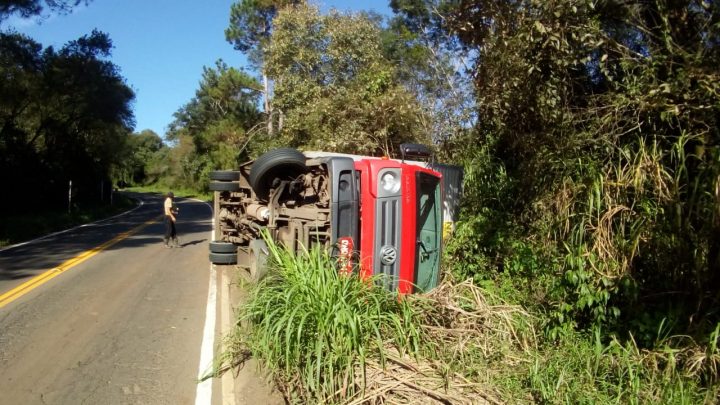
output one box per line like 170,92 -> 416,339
0,192 -> 219,404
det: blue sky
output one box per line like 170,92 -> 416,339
6,0 -> 391,138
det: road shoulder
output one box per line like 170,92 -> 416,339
219,264 -> 284,405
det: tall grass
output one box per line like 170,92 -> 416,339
525,328 -> 720,404
224,235 -> 719,403
238,237 -> 421,403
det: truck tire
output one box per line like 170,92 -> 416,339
249,148 -> 306,201
248,239 -> 269,282
209,170 -> 240,181
209,252 -> 237,264
209,181 -> 240,192
209,241 -> 236,253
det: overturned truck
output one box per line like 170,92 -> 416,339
208,145 -> 462,294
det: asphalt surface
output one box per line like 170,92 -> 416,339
0,192 -> 219,404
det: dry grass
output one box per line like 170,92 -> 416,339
415,279 -> 537,358
340,279 -> 535,404
346,348 -> 498,405
639,331 -> 720,384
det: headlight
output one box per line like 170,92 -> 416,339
380,170 -> 401,194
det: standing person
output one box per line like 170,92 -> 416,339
163,192 -> 179,248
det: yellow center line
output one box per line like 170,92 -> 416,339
0,216 -> 162,309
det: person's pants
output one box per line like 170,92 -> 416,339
164,216 -> 176,241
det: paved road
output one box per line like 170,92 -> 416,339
0,192 -> 222,404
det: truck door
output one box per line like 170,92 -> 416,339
327,157 -> 359,272
414,172 -> 442,292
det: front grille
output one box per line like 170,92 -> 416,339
374,197 -> 401,290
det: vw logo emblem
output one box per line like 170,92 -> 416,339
379,245 -> 397,265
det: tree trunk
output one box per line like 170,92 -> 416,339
263,72 -> 273,136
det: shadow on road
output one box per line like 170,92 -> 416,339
180,239 -> 206,248
0,194 -> 212,282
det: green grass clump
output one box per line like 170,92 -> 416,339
239,238 -> 421,403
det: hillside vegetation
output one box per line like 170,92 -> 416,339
3,0 -> 719,402
217,1 -> 720,402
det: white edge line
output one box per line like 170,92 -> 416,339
0,198 -> 145,253
195,199 -> 217,405
195,262 -> 217,405
221,268 -> 236,405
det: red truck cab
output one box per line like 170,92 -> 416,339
353,158 -> 442,293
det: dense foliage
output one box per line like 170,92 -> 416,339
165,61 -> 262,190
426,0 -> 720,347
236,236 -> 422,403
264,4 -> 428,154
0,30 -> 134,213
114,129 -> 166,187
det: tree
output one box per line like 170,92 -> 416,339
385,0 -> 476,149
0,0 -> 91,24
0,30 -> 134,212
167,60 -> 262,189
115,129 -> 164,186
225,0 -> 302,136
263,4 -> 427,155
424,0 -> 720,342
